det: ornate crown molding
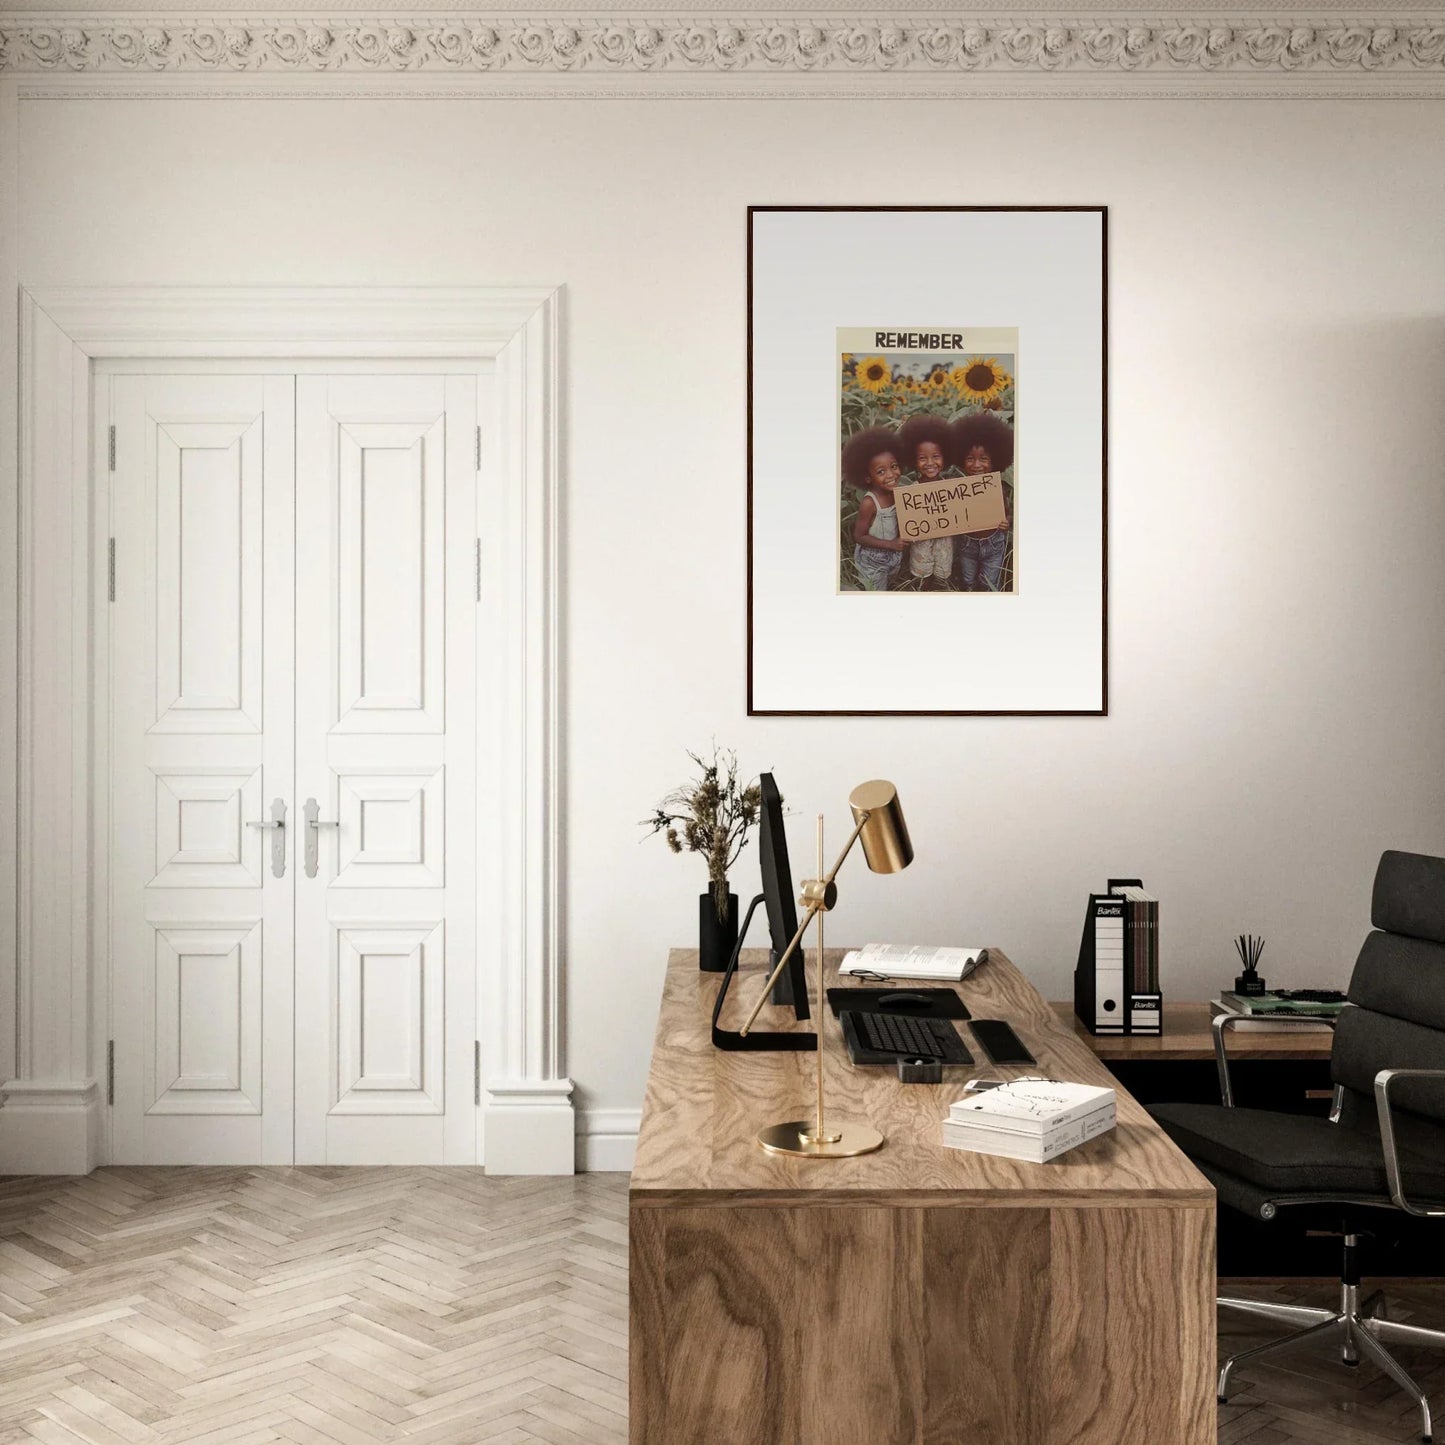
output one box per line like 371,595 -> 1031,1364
3,13 -> 1445,89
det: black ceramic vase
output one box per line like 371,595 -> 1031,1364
699,889 -> 739,972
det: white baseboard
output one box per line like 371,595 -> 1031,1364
576,1108 -> 639,1173
483,1081 -> 576,1175
0,1080 -> 101,1175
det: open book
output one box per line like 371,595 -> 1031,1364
838,943 -> 987,982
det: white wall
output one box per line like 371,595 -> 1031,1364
16,95 -> 1445,1134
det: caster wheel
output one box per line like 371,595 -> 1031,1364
1343,1359 -> 1360,1368
1217,1397 -> 1227,1405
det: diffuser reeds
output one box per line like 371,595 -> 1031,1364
1234,934 -> 1265,975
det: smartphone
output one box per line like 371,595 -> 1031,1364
970,1019 -> 1036,1066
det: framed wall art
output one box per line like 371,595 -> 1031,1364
747,205 -> 1107,716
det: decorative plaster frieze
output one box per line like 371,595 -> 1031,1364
3,14 -> 1445,78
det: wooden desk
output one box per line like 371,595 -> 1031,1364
1053,1000 -> 1334,1062
630,949 -> 1215,1445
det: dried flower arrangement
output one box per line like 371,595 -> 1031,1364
643,746 -> 763,924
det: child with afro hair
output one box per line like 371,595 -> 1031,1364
897,414 -> 963,591
950,411 -> 1015,592
841,426 -> 906,592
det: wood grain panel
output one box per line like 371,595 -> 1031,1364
660,1207 -> 800,1444
1048,1205 -> 1215,1445
798,1208 -> 923,1444
628,1204 -> 666,1445
922,1208 -> 1051,1442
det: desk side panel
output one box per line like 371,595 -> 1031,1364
631,1203 -> 924,1444
630,1198 -> 1214,1445
921,1207 -> 1051,1440
1049,1204 -> 1216,1445
628,1205 -> 666,1444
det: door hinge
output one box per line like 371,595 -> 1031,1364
107,425 -> 116,472
106,1040 -> 115,1105
474,1041 -> 481,1106
474,539 -> 482,602
475,425 -> 482,472
107,538 -> 116,602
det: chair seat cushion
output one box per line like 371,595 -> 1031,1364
1149,1102 -> 1445,1199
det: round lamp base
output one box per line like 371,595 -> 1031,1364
757,1119 -> 884,1158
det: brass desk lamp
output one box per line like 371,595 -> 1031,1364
738,780 -> 913,1158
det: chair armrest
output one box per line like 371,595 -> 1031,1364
1212,1010 -> 1339,1108
1374,1068 -> 1445,1218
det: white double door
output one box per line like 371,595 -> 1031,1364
108,368 -> 481,1165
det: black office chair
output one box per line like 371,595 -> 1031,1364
1150,849 -> 1445,1443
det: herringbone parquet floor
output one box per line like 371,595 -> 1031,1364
0,1168 -> 1441,1443
0,1169 -> 628,1445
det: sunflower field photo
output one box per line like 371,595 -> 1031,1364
837,328 -> 1018,596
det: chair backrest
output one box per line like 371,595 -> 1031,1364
1332,851 -> 1445,1140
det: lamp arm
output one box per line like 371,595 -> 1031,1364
819,812 -> 872,891
738,812 -> 871,1038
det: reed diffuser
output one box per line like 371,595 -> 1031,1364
1234,934 -> 1266,997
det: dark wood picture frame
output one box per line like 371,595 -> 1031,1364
746,204 -> 1109,717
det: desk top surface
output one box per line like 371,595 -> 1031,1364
1053,1001 -> 1334,1062
630,948 -> 1213,1207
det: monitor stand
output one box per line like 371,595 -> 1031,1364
711,895 -> 817,1053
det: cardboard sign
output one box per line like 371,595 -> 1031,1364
892,472 -> 1006,539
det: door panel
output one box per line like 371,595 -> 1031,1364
333,766 -> 445,888
149,921 -> 262,1113
152,423 -> 264,732
336,420 -> 445,732
294,374 -> 478,1165
110,375 -> 295,1164
334,921 -> 444,1113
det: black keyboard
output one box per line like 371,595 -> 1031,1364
842,1011 -> 973,1065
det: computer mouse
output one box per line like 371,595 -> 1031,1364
877,992 -> 931,1009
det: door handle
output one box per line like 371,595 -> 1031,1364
303,797 -> 339,879
246,797 -> 288,878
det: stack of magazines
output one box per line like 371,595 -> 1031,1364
1210,990 -> 1344,1033
941,1080 -> 1117,1163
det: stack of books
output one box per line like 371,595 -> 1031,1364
1210,990 -> 1344,1033
1120,887 -> 1159,999
941,1080 -> 1117,1163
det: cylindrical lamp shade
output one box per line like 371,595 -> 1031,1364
848,780 -> 913,874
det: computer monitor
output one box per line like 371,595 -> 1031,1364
758,773 -> 810,1020
709,772 -> 815,1051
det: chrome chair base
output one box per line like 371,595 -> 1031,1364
1219,1281 -> 1445,1443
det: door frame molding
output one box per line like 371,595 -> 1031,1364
4,285 -> 572,1175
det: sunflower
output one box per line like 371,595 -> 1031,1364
952,359 -> 1010,406
856,356 -> 892,393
